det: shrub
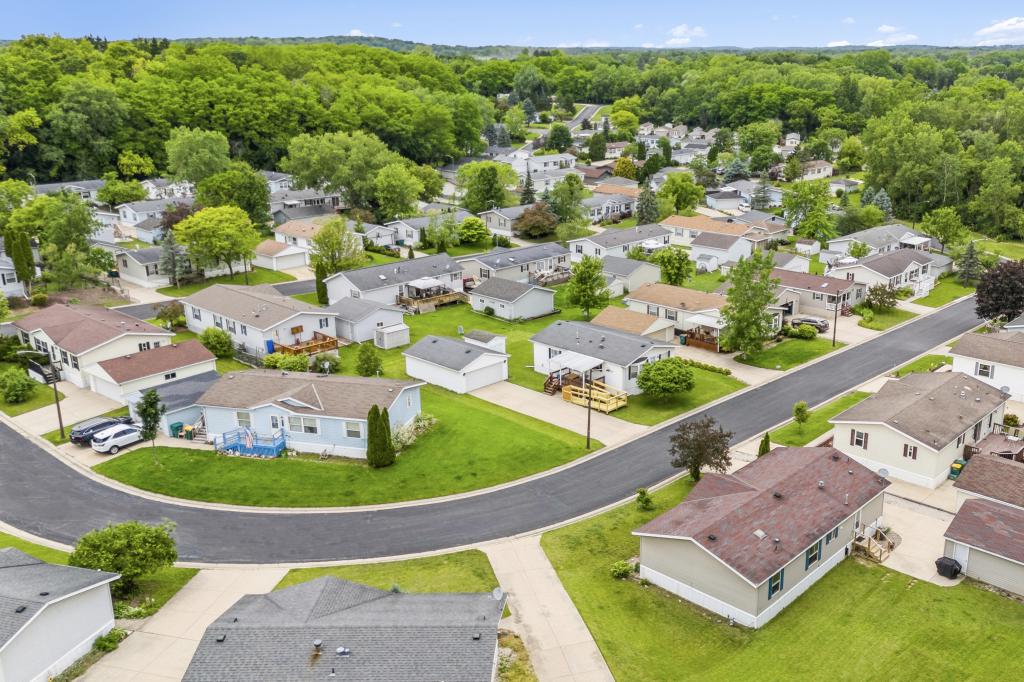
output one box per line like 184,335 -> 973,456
680,358 -> 731,375
68,521 -> 178,596
0,336 -> 30,364
1004,413 -> 1020,427
199,327 -> 233,358
313,353 -> 340,374
0,368 -> 35,403
261,352 -> 285,369
7,295 -> 28,309
356,343 -> 383,377
262,352 -> 308,371
392,413 -> 437,450
30,292 -> 49,307
636,357 -> 695,398
635,488 -> 654,511
483,306 -> 495,316
610,560 -> 633,580
854,305 -> 875,323
154,301 -> 185,328
785,323 -> 818,340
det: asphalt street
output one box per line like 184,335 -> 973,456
0,297 -> 980,563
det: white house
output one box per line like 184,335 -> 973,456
943,498 -> 1024,597
33,179 -> 105,201
0,548 -> 119,682
530,320 -> 675,395
830,372 -> 1010,488
581,193 -> 634,223
325,254 -> 464,306
326,297 -> 405,343
829,178 -> 862,196
705,189 -> 743,212
497,152 -> 576,178
0,255 -> 26,298
1006,313 -> 1024,332
403,334 -> 509,394
601,256 -> 662,294
479,205 -> 530,237
253,240 -> 308,272
724,180 -> 784,207
772,252 -> 811,273
117,197 -> 194,228
387,209 -> 474,246
526,167 -> 587,192
132,216 -> 165,244
116,247 -> 232,288
470,278 -> 556,320
826,224 -> 934,257
269,188 -> 340,215
458,243 -> 569,284
126,370 -> 220,437
690,232 -> 753,273
14,305 -> 173,389
951,332 -> 1024,402
261,170 -> 293,193
83,340 -> 218,405
799,160 -> 833,180
772,268 -> 865,315
827,250 -> 936,298
659,214 -> 751,247
795,238 -> 821,256
567,224 -> 671,262
183,284 -> 338,359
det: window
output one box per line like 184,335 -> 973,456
164,372 -> 177,381
805,540 -> 822,569
270,415 -> 280,430
850,429 -> 868,449
236,412 -> 251,428
288,416 -> 318,434
574,244 -> 583,254
768,570 -> 784,599
665,310 -> 677,321
153,341 -> 160,348
60,350 -> 69,364
226,320 -> 236,333
595,248 -> 602,256
192,306 -> 202,321
628,364 -> 641,380
138,342 -> 151,352
812,292 -> 823,301
548,348 -> 562,359
902,444 -> 918,460
319,318 -> 330,329
989,412 -> 994,428
290,325 -> 304,335
647,304 -> 659,316
956,433 -> 966,448
824,526 -> 840,545
352,290 -> 360,299
240,325 -> 247,336
70,355 -> 79,370
213,315 -> 223,329
345,421 -> 362,438
976,362 -> 994,378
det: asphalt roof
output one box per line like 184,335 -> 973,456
576,223 -> 670,249
390,209 -> 474,230
138,370 -> 220,413
530,320 -> 672,366
96,340 -> 215,384
183,284 -> 329,330
470,277 -> 550,303
404,335 -> 507,371
944,498 -> 1024,566
121,247 -> 162,265
772,268 -> 855,296
0,548 -> 118,649
601,255 -> 652,277
635,447 -> 889,584
464,243 -> 568,270
954,454 -> 1024,510
183,576 -> 504,682
1007,313 -> 1024,329
831,372 -> 1009,450
691,231 -> 743,249
14,305 -> 169,354
840,249 -> 934,278
120,197 -> 194,213
325,297 -> 403,323
950,332 -> 1024,369
831,224 -> 932,250
626,282 -> 727,312
326,254 -> 463,291
33,179 -> 104,193
135,216 -> 164,232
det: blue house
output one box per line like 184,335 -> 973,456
196,370 -> 423,458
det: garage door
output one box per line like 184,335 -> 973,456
89,375 -> 126,404
464,360 -> 508,393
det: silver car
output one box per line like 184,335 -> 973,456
91,424 -> 142,454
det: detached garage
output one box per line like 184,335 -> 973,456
84,340 -> 217,405
403,334 -> 508,394
943,498 -> 1024,596
470,278 -> 555,321
253,239 -> 307,271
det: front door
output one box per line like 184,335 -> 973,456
973,420 -> 983,441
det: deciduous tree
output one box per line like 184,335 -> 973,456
657,172 -> 704,213
373,163 -> 423,221
720,250 -> 779,358
357,342 -> 383,377
566,255 -> 609,319
307,217 -> 365,275
136,389 -> 165,450
516,202 -> 559,239
173,206 -> 260,281
96,172 -> 147,206
196,164 -> 272,227
637,357 -> 695,398
975,260 -> 1024,322
165,127 -> 231,184
548,174 -> 586,223
69,521 -> 177,596
669,415 -> 733,482
653,246 -> 694,286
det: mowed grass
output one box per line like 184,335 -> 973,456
857,307 -> 917,331
0,364 -> 65,417
894,354 -> 952,377
277,550 -> 498,593
915,276 -> 975,307
614,367 -> 746,425
541,480 -> 1024,682
43,406 -> 130,445
423,240 -> 493,257
94,386 -> 598,507
681,270 -> 728,293
156,267 -> 295,297
970,233 -> 1024,260
770,391 -> 870,446
290,292 -> 320,305
738,337 -> 844,370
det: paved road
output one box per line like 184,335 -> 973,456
568,103 -> 601,131
0,298 -> 979,563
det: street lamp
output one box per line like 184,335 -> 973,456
585,367 -> 594,449
17,350 -> 65,439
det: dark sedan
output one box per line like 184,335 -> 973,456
789,315 -> 830,333
68,415 -> 134,445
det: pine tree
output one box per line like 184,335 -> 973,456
496,125 -> 511,147
314,262 -> 328,305
957,241 -> 982,285
634,185 -> 659,224
757,432 -> 771,457
520,168 -> 536,205
860,186 -> 876,207
871,188 -> 893,219
635,141 -> 647,161
752,174 -> 772,209
379,407 -> 396,465
407,246 -> 415,259
158,230 -> 188,288
602,117 -> 610,135
366,405 -> 384,468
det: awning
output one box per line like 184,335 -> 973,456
408,276 -> 444,289
641,238 -> 664,250
685,313 -> 725,330
549,350 -> 603,374
900,236 -> 930,246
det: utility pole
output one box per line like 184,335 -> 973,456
832,293 -> 841,348
585,368 -> 593,450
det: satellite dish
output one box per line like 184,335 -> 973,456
491,587 -> 505,602
878,468 -> 890,479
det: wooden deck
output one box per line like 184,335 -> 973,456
278,331 -> 339,356
683,334 -> 719,352
398,291 -> 467,312
561,381 -> 628,413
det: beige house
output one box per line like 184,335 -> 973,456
772,268 -> 865,316
830,372 -> 1010,488
943,499 -> 1024,596
83,340 -> 217,405
591,307 -> 676,342
635,447 -> 888,628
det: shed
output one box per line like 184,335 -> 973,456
374,323 -> 410,350
327,297 -> 405,343
470,278 -> 556,321
403,335 -> 508,394
795,239 -> 821,256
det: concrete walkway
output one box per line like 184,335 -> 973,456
11,381 -> 120,435
882,495 -> 962,587
470,381 -> 647,447
84,567 -> 288,681
899,299 -> 936,315
119,283 -> 175,305
485,537 -> 613,682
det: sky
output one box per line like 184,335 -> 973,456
4,1 -> 1024,48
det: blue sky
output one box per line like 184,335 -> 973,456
4,2 -> 1024,48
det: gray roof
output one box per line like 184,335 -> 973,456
0,548 -> 118,649
582,193 -> 631,208
121,247 -> 162,265
464,330 -> 499,343
951,332 -> 1024,369
842,249 -> 934,278
120,197 -> 194,213
271,188 -> 338,203
141,370 -> 221,413
692,231 -> 742,249
261,170 -> 291,182
404,335 -> 506,370
580,224 -> 670,249
135,216 -> 165,233
601,255 -> 652,277
832,224 -> 932,250
832,372 -> 1010,450
531,320 -> 672,366
33,179 -> 105,194
483,204 -> 530,220
273,205 -> 335,224
772,251 -> 800,267
1008,313 -> 1024,329
325,297 -> 402,323
391,209 -> 474,230
471,277 -> 552,303
464,243 -> 568,271
183,284 -> 329,330
707,189 -> 741,200
183,576 -> 504,682
327,254 -> 463,292
729,209 -> 778,225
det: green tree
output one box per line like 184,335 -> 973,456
920,207 -> 966,253
8,192 -> 97,252
548,123 -> 572,152
315,262 -> 329,305
503,105 -> 527,140
0,109 -> 41,175
783,155 -> 803,183
636,357 -> 695,398
792,401 -> 810,431
136,389 -> 166,450
784,180 -> 834,241
657,172 -> 704,213
308,217 -> 365,275
39,243 -> 103,290
723,158 -> 749,183
610,110 -> 639,137
356,342 -> 383,377
566,255 -> 610,320
969,157 -> 1023,238
154,301 -> 184,328
514,202 -> 557,238
0,179 -> 32,233
117,150 -> 156,179
634,185 -> 659,224
720,250 -> 779,358
374,163 -> 424,221
8,229 -> 35,295
757,432 -> 771,457
520,168 -> 536,205
0,295 -> 8,324
96,172 -> 147,206
975,260 -> 1024,322
836,136 -> 865,172
658,137 -> 673,164
613,156 -> 637,180
848,240 -> 871,259
588,133 -> 606,162
458,162 -> 511,213
751,175 -> 774,210
956,241 -> 983,285
174,206 -> 260,281
69,521 -> 177,596
165,127 -> 231,184
458,216 -> 490,244
865,284 -> 898,311
199,327 -> 234,358
158,228 -> 190,289
871,188 -> 894,219
835,205 -> 885,237
196,164 -> 272,226
548,174 -> 586,223
669,415 -> 733,482
738,120 -> 782,153
653,246 -> 694,286
366,405 -> 394,468
0,367 -> 35,404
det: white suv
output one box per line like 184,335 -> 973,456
91,424 -> 143,454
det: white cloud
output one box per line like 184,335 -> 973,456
669,23 -> 706,38
633,23 -> 644,30
391,22 -> 402,28
974,17 -> 1024,45
827,40 -> 851,47
877,24 -> 898,33
642,42 -> 656,48
348,29 -> 366,36
867,33 -> 918,47
665,37 -> 691,46
556,39 -> 610,48
842,17 -> 855,25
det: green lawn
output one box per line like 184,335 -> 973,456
738,338 -> 844,370
614,368 -> 746,425
894,354 -> 952,377
94,385 -> 598,507
290,292 -> 320,305
365,251 -> 402,265
145,324 -> 252,373
681,271 -> 728,293
277,549 -> 498,593
856,307 -> 917,331
43,406 -> 130,445
915,276 -> 975,308
541,480 -> 1024,682
424,240 -> 493,258
970,233 -> 1024,260
0,368 -> 65,417
156,267 -> 295,297
808,253 -> 825,275
770,391 -> 870,446
0,531 -> 197,619
116,238 -> 151,249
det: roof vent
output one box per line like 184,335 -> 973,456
818,480 -> 825,489
215,634 -> 226,643
753,529 -> 766,540
848,469 -> 854,475
707,534 -> 717,541
14,606 -> 26,613
831,454 -> 840,461
336,647 -> 351,657
773,491 -> 783,499
38,591 -> 49,596
313,639 -> 323,652
472,633 -> 482,641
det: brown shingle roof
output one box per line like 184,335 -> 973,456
96,340 -> 215,384
626,282 -> 726,312
273,217 -> 330,239
591,307 -> 670,336
13,305 -> 169,354
772,268 -> 856,297
255,239 -> 291,256
953,454 -> 1024,509
635,447 -> 889,584
198,370 -> 421,420
945,498 -> 1024,565
183,284 -> 329,330
592,183 -> 640,198
660,214 -> 749,236
951,332 -> 1024,369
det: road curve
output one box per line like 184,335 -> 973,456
0,298 -> 979,563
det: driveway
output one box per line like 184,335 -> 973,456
11,381 -> 120,435
671,345 -> 778,386
882,495 -> 961,587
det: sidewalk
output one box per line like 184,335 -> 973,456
83,567 -> 287,681
484,537 -> 613,682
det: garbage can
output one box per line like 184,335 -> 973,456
183,424 -> 194,441
169,422 -> 184,438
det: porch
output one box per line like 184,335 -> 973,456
214,428 -> 286,458
397,277 -> 467,313
277,331 -> 340,356
681,314 -> 723,352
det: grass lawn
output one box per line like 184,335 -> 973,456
277,549 -> 498,592
808,253 -> 825,275
970,233 -> 1024,260
290,292 -> 320,305
738,337 -> 843,371
770,391 -> 870,446
541,480 -> 1024,682
614,368 -> 746,426
365,251 -> 402,265
894,354 -> 952,377
604,216 -> 638,229
43,406 -> 130,445
682,270 -> 728,293
915,276 -> 975,307
424,240 -> 493,258
856,307 -> 917,331
116,238 -> 151,250
156,267 -> 295,297
94,385 -> 598,507
0,371 -> 65,417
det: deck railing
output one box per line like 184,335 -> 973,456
562,381 -> 628,413
277,331 -> 339,356
214,428 -> 286,458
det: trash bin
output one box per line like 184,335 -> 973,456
183,424 -> 194,441
948,459 -> 967,480
169,422 -> 184,438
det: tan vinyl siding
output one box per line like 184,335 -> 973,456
639,536 -> 757,614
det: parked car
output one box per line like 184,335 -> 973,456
789,315 -> 829,333
90,424 -> 143,454
69,415 -> 134,446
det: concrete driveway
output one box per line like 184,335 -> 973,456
11,381 -> 121,435
881,495 -> 961,587
671,344 -> 777,386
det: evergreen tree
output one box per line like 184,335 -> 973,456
495,125 -> 511,147
10,230 -> 34,295
634,185 -> 659,224
158,229 -> 188,289
860,186 -> 876,207
957,241 -> 982,285
602,117 -> 610,136
379,406 -> 396,465
407,246 -> 415,259
757,432 -> 771,457
635,141 -> 647,161
315,262 -> 328,305
752,174 -> 773,209
871,188 -> 893,219
366,405 -> 385,468
520,168 -> 536,205
723,158 -> 749,183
